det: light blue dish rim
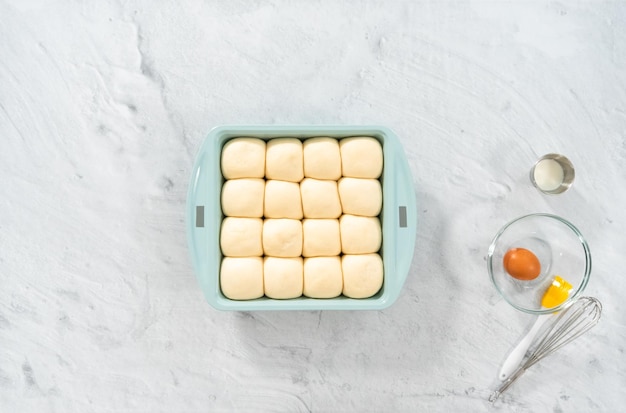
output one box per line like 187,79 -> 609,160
186,125 -> 417,311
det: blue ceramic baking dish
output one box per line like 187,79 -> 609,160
186,125 -> 417,310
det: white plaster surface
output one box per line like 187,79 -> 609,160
1,1 -> 625,412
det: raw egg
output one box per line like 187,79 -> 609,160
503,248 -> 541,280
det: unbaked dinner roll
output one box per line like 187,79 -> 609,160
221,178 -> 265,218
262,219 -> 303,257
220,217 -> 263,257
264,257 -> 303,299
338,177 -> 382,217
220,257 -> 264,300
264,180 -> 303,219
302,219 -> 341,257
339,214 -> 382,254
342,254 -> 383,298
300,178 -> 342,218
303,256 -> 343,298
221,138 -> 266,179
303,137 -> 341,180
265,138 -> 304,182
339,137 -> 383,178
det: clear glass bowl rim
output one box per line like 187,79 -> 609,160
487,213 -> 592,314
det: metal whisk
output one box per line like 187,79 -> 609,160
489,296 -> 602,402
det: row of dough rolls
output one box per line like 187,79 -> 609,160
222,177 -> 382,219
220,254 -> 383,300
221,136 -> 383,181
220,216 -> 381,257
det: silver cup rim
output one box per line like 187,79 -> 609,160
529,153 -> 575,195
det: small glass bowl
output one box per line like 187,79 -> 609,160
487,213 -> 591,314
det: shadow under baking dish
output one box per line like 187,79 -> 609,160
186,125 -> 417,311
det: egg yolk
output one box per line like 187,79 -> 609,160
503,248 -> 541,280
541,276 -> 572,308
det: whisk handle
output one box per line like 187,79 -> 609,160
499,313 -> 551,381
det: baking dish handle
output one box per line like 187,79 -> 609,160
186,151 -> 215,297
388,143 -> 417,303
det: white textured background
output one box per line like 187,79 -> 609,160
1,1 -> 625,412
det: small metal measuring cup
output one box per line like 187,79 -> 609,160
530,153 -> 575,195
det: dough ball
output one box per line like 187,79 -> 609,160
303,256 -> 343,298
300,178 -> 342,218
264,257 -> 303,299
302,219 -> 341,257
339,137 -> 383,178
220,257 -> 264,300
220,217 -> 263,257
262,219 -> 303,258
303,137 -> 341,180
264,180 -> 303,219
342,254 -> 383,298
221,178 -> 265,218
338,177 -> 382,217
265,138 -> 304,182
221,138 -> 266,179
339,214 -> 382,254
